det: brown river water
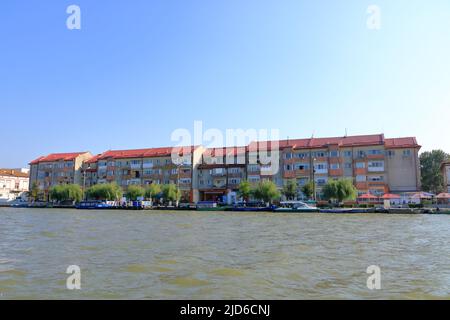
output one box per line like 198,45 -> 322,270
0,207 -> 449,299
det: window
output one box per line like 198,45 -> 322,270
368,176 -> 384,182
329,151 -> 339,157
356,175 -> 366,182
296,153 -> 307,159
229,167 -> 240,174
285,153 -> 292,159
356,162 -> 365,169
314,163 -> 328,170
294,163 -> 309,170
386,150 -> 395,157
229,178 -> 241,184
357,150 -> 366,158
330,163 -> 340,170
285,164 -> 292,171
343,151 -> 352,157
315,178 -> 327,185
368,150 -> 383,155
403,150 -> 411,157
297,178 -> 308,186
344,163 -> 352,169
314,151 -> 327,158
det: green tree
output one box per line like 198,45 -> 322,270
125,185 -> 145,201
145,184 -> 162,202
238,180 -> 252,201
49,184 -> 83,203
252,180 -> 281,204
301,181 -> 314,199
30,182 -> 40,202
322,178 -> 357,203
420,150 -> 449,194
282,179 -> 298,200
86,183 -> 123,201
161,184 -> 181,204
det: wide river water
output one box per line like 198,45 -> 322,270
0,207 -> 449,299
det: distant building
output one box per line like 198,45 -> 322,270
29,152 -> 93,200
442,161 -> 450,193
0,169 -> 29,202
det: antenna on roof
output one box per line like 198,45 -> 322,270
311,131 -> 314,139
345,128 -> 348,137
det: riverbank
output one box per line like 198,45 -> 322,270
4,203 -> 450,214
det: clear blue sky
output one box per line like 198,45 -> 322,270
1,0 -> 449,168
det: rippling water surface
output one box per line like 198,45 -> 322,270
0,208 -> 449,299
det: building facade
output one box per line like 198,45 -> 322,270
442,162 -> 450,193
28,134 -> 421,202
252,134 -> 421,198
81,146 -> 204,202
29,152 -> 93,200
197,147 -> 247,202
0,169 -> 29,202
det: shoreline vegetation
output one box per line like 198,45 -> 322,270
10,179 -> 449,214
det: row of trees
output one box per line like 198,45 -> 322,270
47,182 -> 182,204
238,178 -> 357,204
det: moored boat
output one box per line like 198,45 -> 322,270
76,200 -> 114,209
273,201 -> 318,213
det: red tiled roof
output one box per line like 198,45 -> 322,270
0,169 -> 29,178
385,137 -> 420,149
249,134 -> 386,151
94,146 -> 196,160
29,152 -> 89,165
85,153 -> 103,164
203,147 -> 247,157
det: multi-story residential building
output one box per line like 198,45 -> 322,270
29,152 -> 93,199
0,169 -> 29,202
28,133 -> 421,203
197,147 -> 247,202
250,134 -> 421,198
81,146 -> 204,202
442,161 -> 450,193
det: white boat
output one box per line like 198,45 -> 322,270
274,201 -> 318,213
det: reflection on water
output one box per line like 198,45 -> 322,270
0,208 -> 449,299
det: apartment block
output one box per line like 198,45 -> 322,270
28,133 -> 421,202
255,134 -> 421,198
29,152 -> 93,199
81,146 -> 204,202
197,147 -> 247,202
442,161 -> 450,193
0,169 -> 29,202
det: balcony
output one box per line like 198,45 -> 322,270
142,163 -> 153,169
211,168 -> 226,176
130,163 -> 142,169
329,169 -> 343,176
355,182 -> 368,190
355,168 -> 367,175
367,154 -> 385,160
283,171 -> 296,179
